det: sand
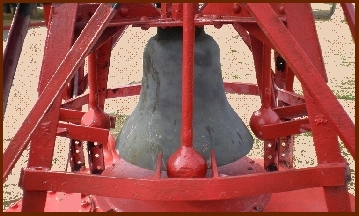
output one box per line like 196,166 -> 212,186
3,4 -> 355,210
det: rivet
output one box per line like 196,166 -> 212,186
81,200 -> 89,208
279,5 -> 285,14
233,3 -> 241,14
120,7 -> 128,17
9,202 -> 18,209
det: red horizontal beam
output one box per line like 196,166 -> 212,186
62,82 -> 259,110
20,163 -> 346,201
272,104 -> 307,119
261,118 -> 311,139
106,84 -> 142,98
224,82 -> 259,95
61,84 -> 141,110
57,123 -> 109,144
277,88 -> 305,105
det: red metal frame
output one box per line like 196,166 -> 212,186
3,3 -> 355,212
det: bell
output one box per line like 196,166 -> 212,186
115,26 -> 254,170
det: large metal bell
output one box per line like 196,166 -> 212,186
115,27 -> 253,170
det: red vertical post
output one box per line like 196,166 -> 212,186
97,38 -> 112,111
19,3 -> 78,212
181,3 -> 195,148
262,45 -> 279,171
81,52 -> 108,174
43,3 -> 52,28
167,3 -> 207,178
261,45 -> 272,109
274,51 -> 294,168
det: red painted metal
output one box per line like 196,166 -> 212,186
167,3 -> 207,178
276,87 -> 305,105
261,118 -> 311,139
272,104 -> 307,119
285,4 -> 352,211
57,123 -> 109,144
3,3 -> 34,118
340,3 -> 355,42
232,23 -> 252,50
20,162 -> 347,201
223,82 -> 259,95
62,82 -> 260,110
81,51 -> 110,174
3,3 -> 118,183
3,2 -> 355,212
18,4 -> 78,211
43,3 -> 52,28
96,39 -> 113,111
273,51 -> 295,168
245,3 -> 355,159
93,156 -> 271,212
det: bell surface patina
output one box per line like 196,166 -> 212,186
116,27 -> 253,170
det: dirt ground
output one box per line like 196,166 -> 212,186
2,4 -> 355,211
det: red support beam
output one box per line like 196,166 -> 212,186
284,4 -> 352,212
181,3 -> 195,149
261,118 -> 311,139
340,3 -> 355,42
57,123 -> 109,149
245,3 -> 355,159
167,3 -> 207,178
3,3 -> 120,184
20,163 -> 347,201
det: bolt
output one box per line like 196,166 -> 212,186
233,3 -> 241,14
140,16 -> 150,30
214,23 -> 223,29
212,15 -> 223,29
253,206 -> 263,212
120,7 -> 128,17
81,200 -> 90,208
279,4 -> 285,14
9,202 -> 18,209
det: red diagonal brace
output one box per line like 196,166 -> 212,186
3,3 -> 119,183
340,3 -> 355,42
245,3 -> 355,159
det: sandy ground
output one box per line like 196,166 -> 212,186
3,4 -> 355,210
